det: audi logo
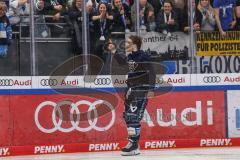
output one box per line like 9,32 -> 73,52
94,78 -> 111,85
40,79 -> 58,86
0,79 -> 14,86
203,76 -> 221,83
156,78 -> 164,84
34,100 -> 115,133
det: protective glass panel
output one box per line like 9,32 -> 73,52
139,0 -> 190,74
34,0 -> 75,76
195,0 -> 240,74
0,0 -> 31,75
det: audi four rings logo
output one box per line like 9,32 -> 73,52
0,79 -> 14,86
203,76 -> 221,83
94,78 -> 111,85
34,100 -> 115,133
40,79 -> 58,86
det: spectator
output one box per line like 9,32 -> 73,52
182,0 -> 201,33
235,0 -> 240,30
0,2 -> 12,57
213,0 -> 236,36
40,0 -> 68,21
148,0 -> 164,18
35,0 -> 51,37
68,0 -> 82,54
111,0 -> 131,32
196,0 -> 214,6
173,0 -> 186,10
197,0 -> 216,31
148,0 -> 186,21
156,0 -> 179,36
67,0 -> 73,8
86,0 -> 98,15
8,0 -> 30,37
36,0 -> 46,12
91,2 -> 113,59
99,0 -> 110,4
97,0 -> 112,11
171,0 -> 186,32
128,0 -> 134,6
43,0 -> 69,37
56,0 -> 69,20
131,0 -> 155,31
35,0 -> 61,14
87,0 -> 99,55
0,0 -> 9,8
122,0 -> 131,6
8,0 -> 30,26
148,0 -> 185,34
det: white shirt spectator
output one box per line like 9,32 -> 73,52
8,0 -> 30,25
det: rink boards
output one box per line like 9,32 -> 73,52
0,74 -> 240,157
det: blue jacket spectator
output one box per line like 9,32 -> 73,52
213,0 -> 236,36
236,0 -> 240,30
0,2 -> 12,57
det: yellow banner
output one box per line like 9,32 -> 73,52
196,31 -> 240,56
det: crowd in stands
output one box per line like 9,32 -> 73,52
0,0 -> 240,57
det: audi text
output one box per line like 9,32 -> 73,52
0,79 -> 31,86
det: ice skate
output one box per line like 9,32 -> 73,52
121,140 -> 140,156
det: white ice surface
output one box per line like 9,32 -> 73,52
2,147 -> 240,160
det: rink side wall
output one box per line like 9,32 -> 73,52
0,74 -> 240,157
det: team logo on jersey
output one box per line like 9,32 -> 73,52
128,60 -> 138,72
130,104 -> 137,112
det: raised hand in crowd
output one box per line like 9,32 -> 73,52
230,19 -> 237,29
106,13 -> 113,20
53,12 -> 61,20
193,23 -> 200,30
148,10 -> 154,19
99,10 -> 105,19
120,6 -> 124,15
167,18 -> 175,25
54,4 -> 63,11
